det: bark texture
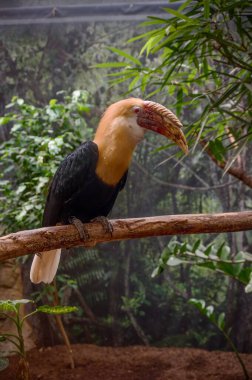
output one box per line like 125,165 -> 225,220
1,212 -> 252,261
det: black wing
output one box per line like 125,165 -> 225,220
43,141 -> 98,227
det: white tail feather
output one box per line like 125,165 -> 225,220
30,249 -> 61,284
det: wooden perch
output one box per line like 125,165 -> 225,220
0,211 -> 252,261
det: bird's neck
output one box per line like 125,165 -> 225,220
93,118 -> 139,186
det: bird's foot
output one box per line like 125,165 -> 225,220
69,216 -> 90,241
91,216 -> 113,236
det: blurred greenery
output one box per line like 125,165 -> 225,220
0,91 -> 91,232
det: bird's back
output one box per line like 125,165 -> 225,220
42,141 -> 127,227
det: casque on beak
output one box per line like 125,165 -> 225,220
136,100 -> 188,154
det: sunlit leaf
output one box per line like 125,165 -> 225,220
241,252 -> 252,262
107,47 -> 141,66
167,256 -> 184,266
163,7 -> 198,23
217,313 -> 225,330
93,62 -> 129,69
0,299 -> 32,313
0,117 -> 11,126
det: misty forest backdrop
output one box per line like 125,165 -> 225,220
0,0 -> 252,354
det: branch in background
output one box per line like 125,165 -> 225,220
1,212 -> 252,261
202,141 -> 252,189
52,279 -> 75,369
134,160 -> 238,191
145,140 -> 210,188
124,245 -> 149,346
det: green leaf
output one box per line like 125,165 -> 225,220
205,305 -> 215,319
107,47 -> 141,66
208,140 -> 226,162
192,239 -> 201,253
17,98 -> 24,106
217,312 -> 225,330
216,242 -> 226,258
178,0 -> 193,12
140,33 -> 166,56
36,305 -> 78,314
49,99 -> 57,106
167,256 -> 184,266
204,0 -> 210,19
212,82 -> 240,108
204,244 -> 213,256
151,266 -> 161,278
0,299 -> 32,312
93,62 -> 129,69
0,117 -> 11,126
128,75 -> 140,91
163,7 -> 198,23
127,29 -> 158,43
189,298 -> 206,311
245,273 -> 252,293
241,252 -> 252,262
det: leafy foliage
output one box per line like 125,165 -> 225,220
98,0 -> 252,165
189,298 -> 249,379
0,299 -> 77,378
152,237 -> 252,291
0,91 -> 91,232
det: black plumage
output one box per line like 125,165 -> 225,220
43,141 -> 127,227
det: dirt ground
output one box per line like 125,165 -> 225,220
2,344 -> 252,380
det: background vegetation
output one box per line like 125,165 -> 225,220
0,0 -> 251,353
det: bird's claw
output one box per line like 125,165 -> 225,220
91,216 -> 113,236
69,216 -> 90,241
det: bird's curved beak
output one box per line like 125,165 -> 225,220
137,100 -> 188,154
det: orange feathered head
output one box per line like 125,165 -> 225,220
95,98 -> 188,154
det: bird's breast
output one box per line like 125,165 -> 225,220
95,146 -> 132,186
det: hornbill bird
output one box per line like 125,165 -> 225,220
30,98 -> 188,284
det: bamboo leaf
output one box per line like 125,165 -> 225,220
164,7 -> 194,22
204,0 -> 210,18
107,47 -> 141,66
127,29 -> 160,44
178,0 -> 193,12
222,137 -> 248,177
163,7 -> 198,23
93,62 -> 129,69
212,82 -> 240,108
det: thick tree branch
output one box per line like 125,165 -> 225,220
0,212 -> 252,261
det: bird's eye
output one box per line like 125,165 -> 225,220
133,106 -> 141,114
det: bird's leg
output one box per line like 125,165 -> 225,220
68,216 -> 90,241
91,216 -> 113,236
